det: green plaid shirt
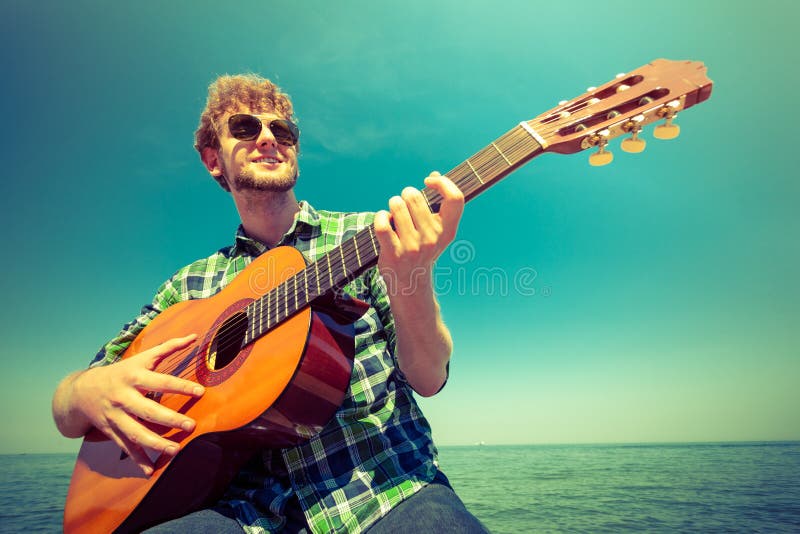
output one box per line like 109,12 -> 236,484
91,201 -> 440,533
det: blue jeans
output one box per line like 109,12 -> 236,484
144,471 -> 489,533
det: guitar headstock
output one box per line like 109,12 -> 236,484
525,59 -> 713,165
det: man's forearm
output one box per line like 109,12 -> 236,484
390,275 -> 452,397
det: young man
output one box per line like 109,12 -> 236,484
52,74 -> 489,533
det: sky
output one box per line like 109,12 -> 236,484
1,0 -> 798,454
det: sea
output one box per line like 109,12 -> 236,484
1,442 -> 798,533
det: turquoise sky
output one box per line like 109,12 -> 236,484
1,0 -> 797,454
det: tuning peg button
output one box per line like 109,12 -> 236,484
621,125 -> 646,153
589,143 -> 614,167
621,137 -> 646,153
654,122 -> 680,140
589,150 -> 614,166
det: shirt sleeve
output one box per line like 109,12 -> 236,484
89,277 -> 182,367
365,267 -> 396,356
365,267 -> 450,392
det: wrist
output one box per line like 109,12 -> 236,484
53,369 -> 95,438
383,266 -> 433,299
387,276 -> 435,312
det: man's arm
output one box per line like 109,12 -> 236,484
373,172 -> 464,396
52,335 -> 205,475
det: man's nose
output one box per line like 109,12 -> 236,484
256,120 -> 277,147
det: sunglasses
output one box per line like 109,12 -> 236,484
228,114 -> 299,146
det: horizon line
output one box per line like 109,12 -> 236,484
4,439 -> 799,456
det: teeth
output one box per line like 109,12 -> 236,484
256,157 -> 279,164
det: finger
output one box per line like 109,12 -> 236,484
400,187 -> 439,242
125,392 -> 197,432
374,210 -> 402,252
105,427 -> 155,476
138,334 -> 199,369
112,410 -> 181,459
388,195 -> 419,250
106,416 -> 165,476
425,174 -> 464,241
120,438 -> 155,477
134,370 -> 205,398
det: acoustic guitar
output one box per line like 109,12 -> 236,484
64,58 -> 713,533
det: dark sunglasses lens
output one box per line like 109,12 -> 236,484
229,114 -> 262,140
269,119 -> 299,146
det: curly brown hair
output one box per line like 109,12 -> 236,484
194,74 -> 296,190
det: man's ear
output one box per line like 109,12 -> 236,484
201,147 -> 223,177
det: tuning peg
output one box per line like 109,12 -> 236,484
588,130 -> 613,166
653,101 -> 681,140
620,116 -> 646,153
653,116 -> 680,140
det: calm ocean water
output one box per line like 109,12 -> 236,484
1,442 -> 798,532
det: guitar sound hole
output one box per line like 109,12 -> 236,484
208,312 -> 248,371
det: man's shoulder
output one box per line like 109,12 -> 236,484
310,206 -> 376,236
169,245 -> 237,280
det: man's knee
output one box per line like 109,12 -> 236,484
368,479 -> 489,533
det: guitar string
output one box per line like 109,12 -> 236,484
195,104 -> 598,358
156,128 -> 547,380
155,125 -> 549,379
162,128 -> 539,368
160,98 -> 633,379
152,87 -> 659,378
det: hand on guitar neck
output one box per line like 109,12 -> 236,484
52,334 -> 205,476
374,172 -> 464,295
374,172 -> 465,397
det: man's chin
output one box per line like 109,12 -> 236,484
232,173 -> 297,193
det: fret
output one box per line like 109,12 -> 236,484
303,267 -> 309,301
293,275 -> 298,313
258,292 -> 269,333
501,130 -> 534,162
252,299 -> 257,338
465,159 -> 484,184
277,287 -> 282,327
449,165 -> 479,200
283,281 -> 288,321
339,247 -> 347,279
450,162 -> 473,185
251,301 -> 257,340
492,142 -> 512,166
326,254 -> 333,289
369,227 -> 378,257
353,236 -> 362,267
314,261 -> 321,295
266,290 -> 271,329
244,302 -> 251,340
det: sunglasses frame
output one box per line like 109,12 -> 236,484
227,114 -> 299,146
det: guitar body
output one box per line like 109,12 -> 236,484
64,246 -> 363,533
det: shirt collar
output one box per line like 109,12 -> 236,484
231,200 -> 321,257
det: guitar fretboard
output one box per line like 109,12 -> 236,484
242,121 -> 545,345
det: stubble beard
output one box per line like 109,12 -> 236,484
221,159 -> 298,193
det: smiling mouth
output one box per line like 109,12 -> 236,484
253,156 -> 281,164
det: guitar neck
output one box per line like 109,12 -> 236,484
422,121 -> 546,212
241,123 -> 545,344
238,58 -> 714,345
